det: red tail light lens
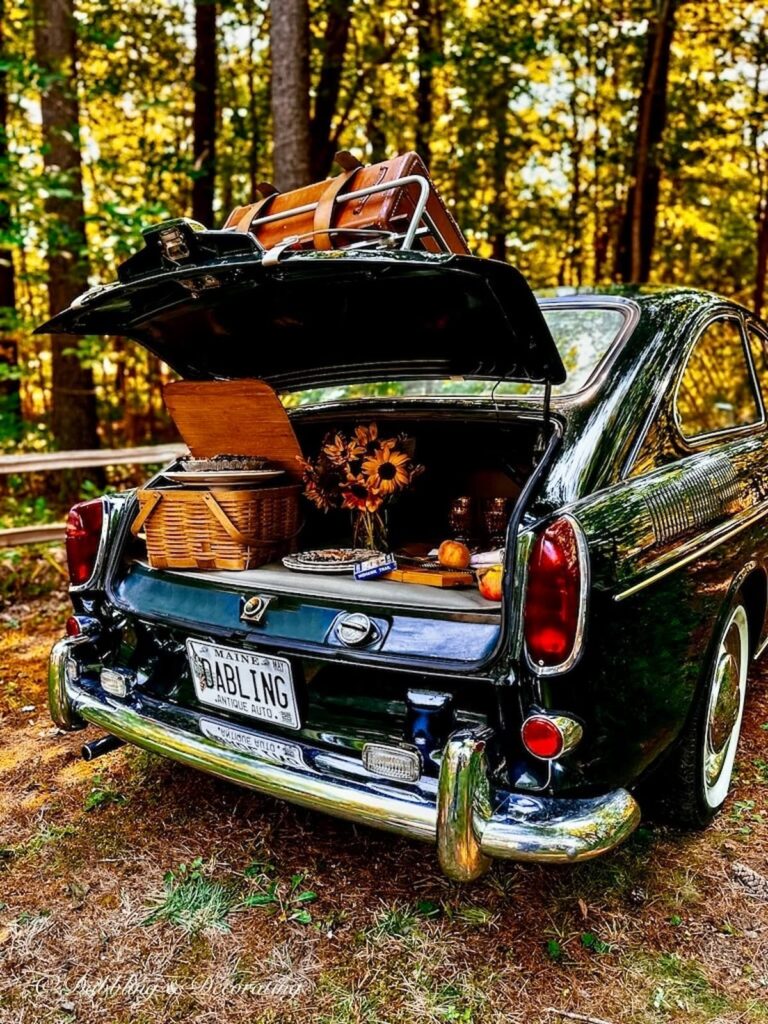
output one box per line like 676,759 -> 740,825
65,499 -> 104,585
524,516 -> 585,671
521,716 -> 564,759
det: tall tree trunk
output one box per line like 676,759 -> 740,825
247,2 -> 260,201
0,0 -> 19,438
567,56 -> 584,287
367,93 -> 387,164
192,0 -> 217,225
33,0 -> 99,455
270,0 -> 311,191
489,80 -> 509,262
415,0 -> 436,165
755,208 -> 768,316
615,0 -> 677,283
751,24 -> 768,315
309,0 -> 352,179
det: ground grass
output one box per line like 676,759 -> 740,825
2,594 -> 768,1022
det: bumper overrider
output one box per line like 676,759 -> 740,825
50,637 -> 641,881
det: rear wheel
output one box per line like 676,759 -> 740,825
664,599 -> 749,828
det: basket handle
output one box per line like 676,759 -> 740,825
203,492 -> 304,547
131,491 -> 163,535
202,492 -> 254,544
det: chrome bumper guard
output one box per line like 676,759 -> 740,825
50,638 -> 641,881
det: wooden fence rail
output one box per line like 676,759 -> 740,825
0,443 -> 186,548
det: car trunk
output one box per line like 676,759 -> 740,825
111,405 -> 552,653
104,403 -> 556,779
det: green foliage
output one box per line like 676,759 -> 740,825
369,901 -> 421,939
2,0 -> 768,459
545,938 -> 564,962
240,861 -> 318,924
646,952 -> 728,1015
83,774 -> 127,811
581,930 -> 612,955
143,858 -> 235,933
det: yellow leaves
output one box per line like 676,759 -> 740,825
659,206 -> 719,243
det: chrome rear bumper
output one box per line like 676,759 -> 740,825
50,637 -> 641,881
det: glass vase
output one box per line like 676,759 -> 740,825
352,509 -> 389,552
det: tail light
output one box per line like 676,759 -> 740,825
65,499 -> 105,585
521,713 -> 583,760
523,515 -> 587,673
521,715 -> 564,759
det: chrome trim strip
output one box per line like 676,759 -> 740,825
525,514 -> 590,676
614,497 -> 768,602
52,640 -> 640,875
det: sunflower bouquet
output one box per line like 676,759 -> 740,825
297,423 -> 422,551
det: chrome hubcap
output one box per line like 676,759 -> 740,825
703,605 -> 748,808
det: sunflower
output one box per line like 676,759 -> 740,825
322,432 -> 364,466
296,454 -> 345,510
355,422 -> 395,456
340,476 -> 383,513
362,448 -> 412,495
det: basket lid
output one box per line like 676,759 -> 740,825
163,379 -> 303,480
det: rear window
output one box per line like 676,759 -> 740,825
281,304 -> 627,408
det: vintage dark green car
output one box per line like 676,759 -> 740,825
41,219 -> 768,880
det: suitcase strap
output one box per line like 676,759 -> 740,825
313,168 -> 360,250
229,185 -> 282,235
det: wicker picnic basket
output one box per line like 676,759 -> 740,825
131,484 -> 302,571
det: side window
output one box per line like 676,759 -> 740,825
748,323 -> 768,385
675,317 -> 762,440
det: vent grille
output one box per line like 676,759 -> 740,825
644,458 -> 739,545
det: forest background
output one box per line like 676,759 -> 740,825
0,0 -> 766,474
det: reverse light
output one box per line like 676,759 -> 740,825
362,743 -> 421,782
521,713 -> 584,761
523,515 -> 587,672
65,499 -> 105,586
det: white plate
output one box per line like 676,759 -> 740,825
282,548 -> 376,574
282,556 -> 355,574
163,469 -> 284,486
199,717 -> 305,767
187,639 -> 299,729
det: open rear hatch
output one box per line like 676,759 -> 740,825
36,218 -> 566,389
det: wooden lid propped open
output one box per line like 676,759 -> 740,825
163,379 -> 304,481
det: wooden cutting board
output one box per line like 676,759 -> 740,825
382,567 -> 475,588
163,379 -> 304,480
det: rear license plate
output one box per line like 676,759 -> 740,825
186,639 -> 300,730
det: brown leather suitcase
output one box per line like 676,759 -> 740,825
223,151 -> 470,255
